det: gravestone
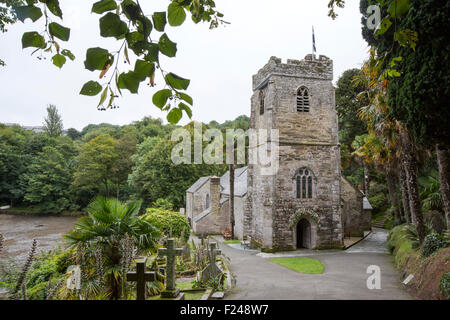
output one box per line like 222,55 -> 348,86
182,243 -> 191,262
199,234 -> 206,246
66,265 -> 81,290
199,242 -> 222,283
126,257 -> 156,300
158,238 -> 184,299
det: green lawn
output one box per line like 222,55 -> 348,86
268,257 -> 324,274
223,239 -> 241,245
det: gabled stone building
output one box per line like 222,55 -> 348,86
185,54 -> 372,252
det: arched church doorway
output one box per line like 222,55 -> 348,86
296,219 -> 311,249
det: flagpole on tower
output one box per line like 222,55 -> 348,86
312,26 -> 316,61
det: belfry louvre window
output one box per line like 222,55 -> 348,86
259,89 -> 266,115
297,87 -> 310,112
296,169 -> 313,199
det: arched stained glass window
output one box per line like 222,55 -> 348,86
295,169 -> 314,199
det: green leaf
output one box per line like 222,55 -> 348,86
145,43 -> 159,63
49,22 -> 70,41
178,102 -> 192,118
165,73 -> 190,90
152,89 -> 172,109
167,108 -> 183,124
375,17 -> 392,35
51,53 -> 66,68
39,0 -> 62,19
152,12 -> 166,32
167,2 -> 186,27
178,92 -> 193,105
388,0 -> 410,18
61,49 -> 75,61
80,81 -> 102,96
84,47 -> 110,71
99,12 -> 128,39
98,86 -> 108,106
158,33 -> 177,57
121,0 -> 140,20
133,60 -> 152,81
137,17 -> 152,38
117,71 -> 140,93
21,31 -> 46,49
126,31 -> 144,48
92,0 -> 117,14
14,5 -> 43,22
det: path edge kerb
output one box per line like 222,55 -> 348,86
344,230 -> 373,250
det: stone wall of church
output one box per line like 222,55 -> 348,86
341,177 -> 371,237
272,144 -> 343,250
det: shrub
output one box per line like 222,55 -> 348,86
439,272 -> 450,299
422,233 -> 448,258
368,193 -> 388,214
142,208 -> 190,242
387,225 -> 417,268
152,198 -> 174,211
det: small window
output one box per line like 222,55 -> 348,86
296,168 -> 313,199
259,89 -> 266,115
297,87 -> 310,112
206,194 -> 210,208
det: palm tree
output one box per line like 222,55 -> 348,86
64,197 -> 160,299
354,52 -> 425,235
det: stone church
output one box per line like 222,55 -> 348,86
186,54 -> 372,252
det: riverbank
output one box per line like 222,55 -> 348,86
0,214 -> 78,263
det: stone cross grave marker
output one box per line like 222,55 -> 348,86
198,234 -> 206,245
158,238 -> 183,298
126,257 -> 156,300
200,242 -> 222,283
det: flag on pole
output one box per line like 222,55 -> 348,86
312,26 -> 317,58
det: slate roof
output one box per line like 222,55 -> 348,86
220,166 -> 248,197
193,207 -> 211,222
186,176 -> 209,193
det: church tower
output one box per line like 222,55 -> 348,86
244,54 -> 344,251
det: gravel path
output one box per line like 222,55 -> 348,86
220,228 -> 412,300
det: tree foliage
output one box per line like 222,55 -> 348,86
11,0 -> 228,123
43,104 -> 63,138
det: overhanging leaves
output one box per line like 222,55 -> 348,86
165,73 -> 190,90
118,71 -> 140,93
167,2 -> 186,27
178,102 -> 192,118
84,47 -> 111,71
152,89 -> 172,109
52,53 -> 66,68
152,12 -> 166,32
80,81 -> 103,96
21,32 -> 46,49
92,0 -> 118,14
388,0 -> 410,18
167,108 -> 182,124
49,22 -> 70,41
14,5 -> 43,22
99,12 -> 128,39
158,33 -> 177,57
39,0 -> 63,19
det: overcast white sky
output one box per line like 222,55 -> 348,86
0,0 -> 369,130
